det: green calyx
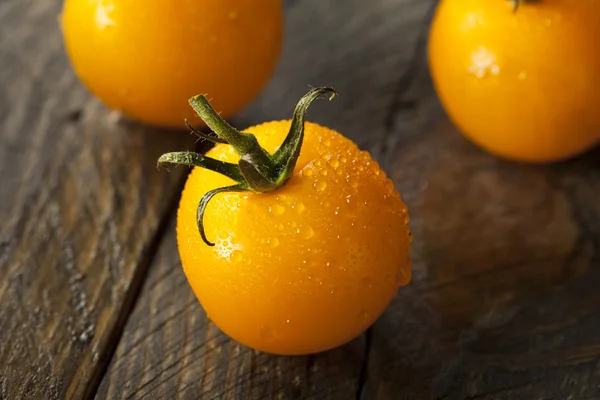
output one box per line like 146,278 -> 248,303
158,87 -> 337,246
510,0 -> 539,12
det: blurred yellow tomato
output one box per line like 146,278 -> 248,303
61,0 -> 283,127
429,0 -> 600,162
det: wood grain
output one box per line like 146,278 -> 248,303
0,1 -> 194,398
5,0 -> 600,398
365,115 -> 600,398
95,218 -> 366,400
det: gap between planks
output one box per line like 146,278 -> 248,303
82,170 -> 188,400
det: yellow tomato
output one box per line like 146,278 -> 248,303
428,0 -> 600,162
61,0 -> 282,127
176,119 -> 412,355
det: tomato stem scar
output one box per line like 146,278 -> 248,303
157,87 -> 337,246
510,0 -> 539,13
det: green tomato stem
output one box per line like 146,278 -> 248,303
184,119 -> 228,144
157,151 -> 245,183
510,0 -> 539,12
158,86 -> 337,246
197,184 -> 249,246
188,95 -> 275,180
272,87 -> 337,184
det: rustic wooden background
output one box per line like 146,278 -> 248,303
1,0 -> 600,399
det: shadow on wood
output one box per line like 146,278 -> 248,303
365,123 -> 600,399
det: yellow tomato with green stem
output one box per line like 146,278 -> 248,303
158,88 -> 413,355
428,0 -> 600,162
61,0 -> 282,128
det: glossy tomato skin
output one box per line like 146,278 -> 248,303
428,0 -> 600,162
61,0 -> 282,128
177,121 -> 412,355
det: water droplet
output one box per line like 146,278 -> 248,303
269,237 -> 280,248
490,65 -> 500,75
359,277 -> 373,289
314,160 -> 322,167
324,139 -> 331,147
260,326 -> 275,343
315,180 -> 327,191
328,159 -> 340,169
298,225 -> 314,239
349,177 -> 359,189
396,264 -> 410,286
276,223 -> 284,231
269,204 -> 285,216
468,46 -> 497,78
325,261 -> 331,267
286,319 -> 291,323
295,202 -> 305,214
403,213 -> 410,224
230,250 -> 243,263
330,287 -> 337,295
320,169 -> 328,176
303,168 -> 314,177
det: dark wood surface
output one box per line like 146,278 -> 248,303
2,0 -> 600,399
0,1 -> 193,399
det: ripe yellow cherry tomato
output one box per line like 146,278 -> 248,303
428,0 -> 600,162
61,0 -> 282,127
161,89 -> 412,355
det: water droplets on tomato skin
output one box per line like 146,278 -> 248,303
298,225 -> 314,239
314,180 -> 327,191
269,237 -> 280,248
402,211 -> 410,224
230,250 -> 244,263
359,277 -> 374,289
269,203 -> 285,216
302,167 -> 315,177
396,260 -> 412,286
328,159 -> 340,169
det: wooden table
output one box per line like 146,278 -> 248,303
2,1 -> 600,399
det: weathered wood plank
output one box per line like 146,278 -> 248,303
97,0 -> 436,398
95,218 -> 366,400
365,98 -> 600,398
0,1 -> 194,398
